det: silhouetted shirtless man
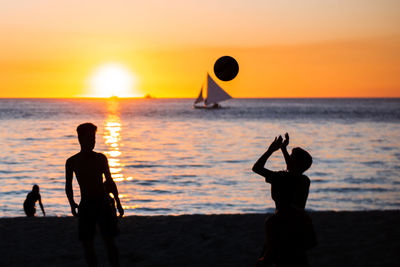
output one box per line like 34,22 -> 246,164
66,123 -> 124,267
24,184 -> 45,217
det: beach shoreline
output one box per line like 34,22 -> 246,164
1,210 -> 399,267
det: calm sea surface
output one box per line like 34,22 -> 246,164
0,98 -> 399,217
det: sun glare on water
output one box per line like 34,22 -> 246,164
88,63 -> 141,98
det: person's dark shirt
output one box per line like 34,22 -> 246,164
66,151 -> 108,202
270,171 -> 310,211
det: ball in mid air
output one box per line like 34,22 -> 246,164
213,56 -> 239,81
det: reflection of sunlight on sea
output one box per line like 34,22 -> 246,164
102,100 -> 134,212
104,100 -> 125,181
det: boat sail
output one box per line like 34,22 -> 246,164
194,87 -> 204,104
193,73 -> 232,108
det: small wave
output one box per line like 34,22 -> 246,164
168,174 -> 197,179
345,147 -> 360,151
133,207 -> 172,212
241,208 -> 275,213
361,161 -> 386,167
221,160 -> 248,163
23,137 -> 46,141
379,146 -> 395,151
343,176 -> 385,184
311,172 -> 331,177
174,180 -> 201,186
315,187 -> 390,193
149,189 -> 172,194
126,164 -> 162,169
200,202 -> 234,208
3,175 -> 32,180
329,197 -> 379,207
126,164 -> 209,169
316,158 -> 345,164
162,143 -> 178,146
312,179 -> 329,183
133,199 -> 155,203
136,180 -> 159,186
174,164 -> 210,168
385,202 -> 400,208
177,156 -> 194,160
211,180 -> 237,186
0,161 -> 21,165
1,190 -> 26,195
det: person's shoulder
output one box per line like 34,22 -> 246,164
94,152 -> 108,161
94,151 -> 107,158
66,153 -> 79,164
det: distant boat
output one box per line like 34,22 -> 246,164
193,73 -> 232,109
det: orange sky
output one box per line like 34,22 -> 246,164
0,0 -> 399,98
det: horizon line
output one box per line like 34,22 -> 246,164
0,96 -> 399,100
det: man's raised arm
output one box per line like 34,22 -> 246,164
252,136 -> 282,184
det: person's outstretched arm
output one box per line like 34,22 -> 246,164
38,194 -> 45,216
252,136 -> 282,184
65,159 -> 78,216
102,155 -> 124,217
281,133 -> 291,170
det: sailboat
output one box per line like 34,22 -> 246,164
193,73 -> 232,109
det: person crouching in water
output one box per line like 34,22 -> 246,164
24,184 -> 45,217
252,133 -> 316,267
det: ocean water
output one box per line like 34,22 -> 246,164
0,98 -> 399,217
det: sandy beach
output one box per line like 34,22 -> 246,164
0,210 -> 399,267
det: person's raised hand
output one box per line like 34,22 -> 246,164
282,132 -> 289,148
268,135 -> 283,152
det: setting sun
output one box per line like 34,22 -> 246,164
87,63 -> 140,98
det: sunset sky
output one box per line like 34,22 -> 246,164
0,0 -> 399,98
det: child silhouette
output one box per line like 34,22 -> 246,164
23,184 -> 45,217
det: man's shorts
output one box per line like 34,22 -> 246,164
78,198 -> 119,241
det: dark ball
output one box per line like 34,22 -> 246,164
213,56 -> 239,81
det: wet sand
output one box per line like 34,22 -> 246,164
0,210 -> 399,267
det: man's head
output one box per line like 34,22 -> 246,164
77,123 -> 97,151
288,147 -> 312,174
